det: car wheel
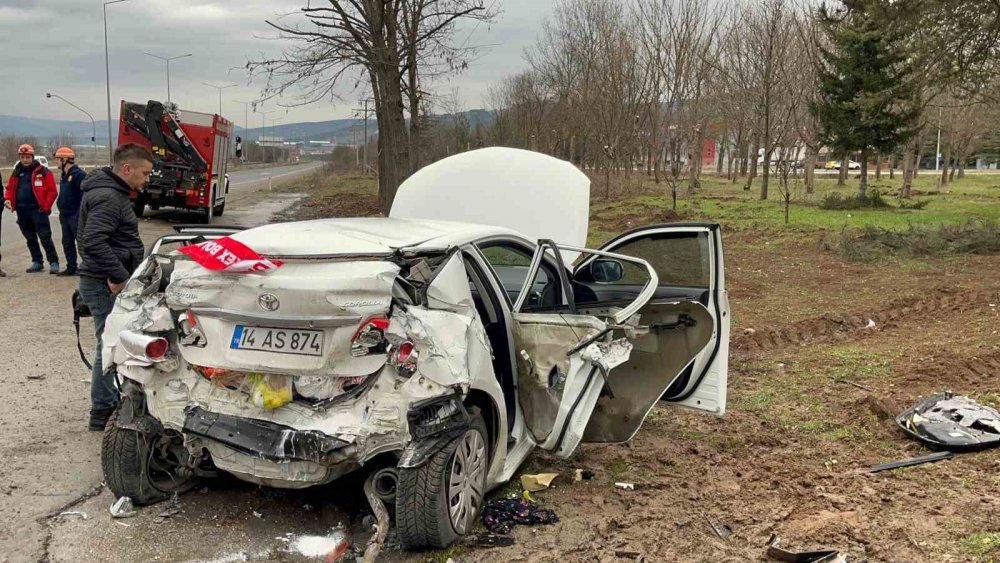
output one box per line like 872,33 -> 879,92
396,407 -> 489,550
101,407 -> 195,505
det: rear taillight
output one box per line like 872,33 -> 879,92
145,338 -> 169,359
388,341 -> 418,376
120,330 -> 172,362
178,310 -> 206,347
351,317 -> 390,357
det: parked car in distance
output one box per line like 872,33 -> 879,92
11,156 -> 48,168
823,160 -> 861,170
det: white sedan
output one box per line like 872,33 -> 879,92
99,148 -> 731,550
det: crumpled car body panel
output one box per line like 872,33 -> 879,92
104,251 -> 508,489
896,392 -> 1000,451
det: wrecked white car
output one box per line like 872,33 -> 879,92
99,148 -> 730,549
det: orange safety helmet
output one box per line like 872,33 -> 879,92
18,144 -> 35,156
54,146 -> 76,159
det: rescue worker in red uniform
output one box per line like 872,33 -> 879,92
3,144 -> 60,273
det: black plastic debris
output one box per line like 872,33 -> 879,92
869,451 -> 954,473
464,533 -> 516,548
896,392 -> 1000,451
481,498 -> 559,534
766,534 -> 847,563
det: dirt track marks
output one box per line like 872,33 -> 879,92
734,289 -> 1000,352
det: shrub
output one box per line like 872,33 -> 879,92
819,189 -> 890,210
898,199 -> 930,210
839,219 -> 1000,261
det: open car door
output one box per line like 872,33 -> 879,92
573,223 -> 730,444
508,241 -> 658,458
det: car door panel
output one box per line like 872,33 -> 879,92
507,241 -> 659,457
574,224 -> 729,444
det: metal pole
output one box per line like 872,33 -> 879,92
104,0 -> 129,163
363,98 -> 369,170
46,93 -> 98,143
144,52 -> 191,104
202,82 -> 237,116
935,106 -> 942,172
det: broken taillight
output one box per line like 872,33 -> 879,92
145,337 -> 169,360
178,310 -> 206,347
351,317 -> 390,357
388,341 -> 418,376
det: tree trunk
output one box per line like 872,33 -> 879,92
373,67 -> 412,215
875,154 -> 881,180
838,156 -> 848,186
760,152 -> 770,200
958,151 -> 966,178
804,147 -> 816,195
859,152 -> 868,198
940,142 -> 951,193
715,138 -> 726,178
889,154 -> 895,179
900,142 -> 916,198
689,128 -> 703,192
745,136 -> 759,192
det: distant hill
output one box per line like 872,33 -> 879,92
1,109 -> 495,145
0,114 -> 112,143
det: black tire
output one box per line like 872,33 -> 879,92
101,407 -> 194,506
396,407 -> 489,550
213,200 -> 225,217
149,202 -> 160,211
133,195 -> 146,218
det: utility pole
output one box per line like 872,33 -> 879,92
353,98 -> 375,171
234,100 -> 252,139
103,0 -> 130,164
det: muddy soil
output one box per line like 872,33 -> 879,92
3,172 -> 997,562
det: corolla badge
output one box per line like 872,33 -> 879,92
258,293 -> 280,312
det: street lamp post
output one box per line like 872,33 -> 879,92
266,117 -> 284,162
234,100 -> 252,138
261,110 -> 276,163
46,93 -> 97,144
104,0 -> 130,164
144,52 -> 191,103
203,83 -> 237,116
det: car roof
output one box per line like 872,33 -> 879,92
230,217 -> 522,257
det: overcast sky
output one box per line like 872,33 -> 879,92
2,0 -> 547,126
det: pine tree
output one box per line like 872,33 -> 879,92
812,0 -> 921,198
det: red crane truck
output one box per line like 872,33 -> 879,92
117,100 -> 232,224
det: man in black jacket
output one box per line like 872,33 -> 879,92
55,147 -> 87,275
77,143 -> 152,430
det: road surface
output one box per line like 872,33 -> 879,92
0,161 -> 344,563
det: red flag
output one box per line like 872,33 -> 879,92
178,236 -> 283,274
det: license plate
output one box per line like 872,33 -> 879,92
230,325 -> 324,356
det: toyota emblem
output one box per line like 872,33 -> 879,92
258,293 -> 280,312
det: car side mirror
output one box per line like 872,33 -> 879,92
590,259 -> 624,283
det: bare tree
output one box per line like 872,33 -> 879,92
247,0 -> 495,214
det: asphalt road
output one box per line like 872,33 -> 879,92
0,162 -> 321,267
0,161 -> 326,563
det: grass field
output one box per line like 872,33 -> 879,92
285,165 -> 1000,562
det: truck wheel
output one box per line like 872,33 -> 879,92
133,195 -> 146,218
396,407 -> 489,550
213,200 -> 226,217
200,189 -> 215,225
101,407 -> 195,505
